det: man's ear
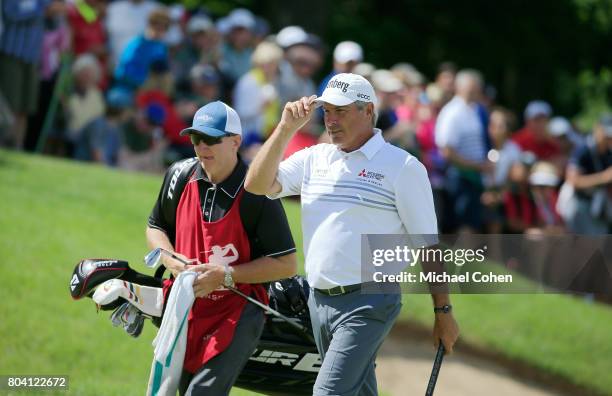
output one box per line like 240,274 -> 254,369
367,103 -> 374,119
231,135 -> 242,150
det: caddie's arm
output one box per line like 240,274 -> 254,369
245,95 -> 317,196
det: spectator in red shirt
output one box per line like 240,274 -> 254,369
512,100 -> 559,160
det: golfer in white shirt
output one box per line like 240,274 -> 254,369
245,73 -> 459,395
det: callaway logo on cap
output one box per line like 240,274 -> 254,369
315,73 -> 378,107
180,101 -> 242,137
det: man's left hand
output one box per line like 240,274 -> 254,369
433,312 -> 459,354
192,264 -> 226,298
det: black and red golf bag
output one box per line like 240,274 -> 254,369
70,258 -> 319,395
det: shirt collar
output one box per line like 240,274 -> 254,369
193,156 -> 247,198
350,129 -> 385,160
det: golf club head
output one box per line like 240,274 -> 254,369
144,248 -> 162,268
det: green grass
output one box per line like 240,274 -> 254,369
1,150 -> 611,395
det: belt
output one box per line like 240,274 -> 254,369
314,283 -> 362,296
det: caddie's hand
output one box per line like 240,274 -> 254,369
279,95 -> 317,134
433,312 -> 459,354
192,264 -> 226,298
164,252 -> 196,278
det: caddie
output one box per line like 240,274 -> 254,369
146,100 -> 297,395
245,73 -> 459,395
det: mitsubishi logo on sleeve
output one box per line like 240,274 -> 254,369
358,169 -> 367,177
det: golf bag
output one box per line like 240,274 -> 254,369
70,258 -> 319,395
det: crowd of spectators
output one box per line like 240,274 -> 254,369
0,0 -> 610,235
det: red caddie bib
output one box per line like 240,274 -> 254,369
170,177 -> 268,373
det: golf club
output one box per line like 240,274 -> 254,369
425,341 -> 445,396
145,247 -> 315,342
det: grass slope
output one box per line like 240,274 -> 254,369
1,150 -> 611,395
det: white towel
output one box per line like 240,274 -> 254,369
146,271 -> 198,396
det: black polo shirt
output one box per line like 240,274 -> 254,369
148,157 -> 296,260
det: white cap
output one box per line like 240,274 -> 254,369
524,100 -> 552,120
548,116 -> 572,137
315,73 -> 377,107
371,69 -> 403,93
353,62 -> 375,79
276,26 -> 308,49
529,162 -> 559,187
187,15 -> 213,33
226,8 -> 256,31
333,41 -> 363,63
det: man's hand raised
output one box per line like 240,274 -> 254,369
278,95 -> 317,134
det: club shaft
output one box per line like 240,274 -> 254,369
425,342 -> 445,396
159,248 -> 315,341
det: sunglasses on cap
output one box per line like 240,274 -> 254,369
189,133 -> 234,146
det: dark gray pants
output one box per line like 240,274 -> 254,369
178,302 -> 264,396
308,287 -> 402,396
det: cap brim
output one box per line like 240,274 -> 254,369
314,93 -> 355,107
179,126 -> 228,137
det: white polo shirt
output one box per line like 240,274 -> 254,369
270,130 -> 438,289
435,96 -> 487,163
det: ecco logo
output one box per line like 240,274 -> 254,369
357,93 -> 370,100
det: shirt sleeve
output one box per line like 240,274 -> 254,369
147,166 -> 174,236
253,197 -> 297,258
267,146 -> 312,199
394,156 -> 439,247
147,159 -> 196,242
434,108 -> 459,149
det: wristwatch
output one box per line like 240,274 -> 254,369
433,304 -> 452,313
223,266 -> 235,288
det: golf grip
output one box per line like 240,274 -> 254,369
425,342 -> 445,396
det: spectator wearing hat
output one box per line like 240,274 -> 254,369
118,102 -> 167,172
512,100 -> 560,161
548,116 -> 585,171
176,64 -> 221,121
435,69 -> 491,232
528,161 -> 564,233
114,7 -> 170,92
276,27 -> 323,106
233,41 -> 283,140
106,0 -> 160,65
370,69 -> 408,146
73,88 -> 133,166
317,40 -> 363,96
65,53 -> 106,157
563,115 -> 612,234
218,8 -> 256,86
549,116 -> 584,148
172,14 -> 220,92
